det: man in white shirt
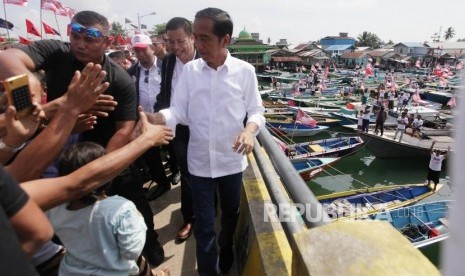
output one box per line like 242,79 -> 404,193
147,8 -> 265,275
129,34 -> 161,113
393,112 -> 409,142
411,114 -> 424,138
428,141 -> 450,191
152,17 -> 200,242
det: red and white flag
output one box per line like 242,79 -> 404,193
288,100 -> 295,107
412,89 -> 421,103
41,0 -> 58,11
296,108 -> 317,127
272,136 -> 288,153
3,0 -> 28,6
447,96 -> 456,108
25,19 -> 41,37
42,21 -> 60,35
18,36 -> 32,44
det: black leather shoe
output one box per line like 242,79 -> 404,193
176,223 -> 193,242
145,246 -> 165,267
170,171 -> 181,185
147,184 -> 170,201
219,249 -> 234,274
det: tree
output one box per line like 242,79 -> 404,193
386,39 -> 394,45
110,22 -> 127,37
356,31 -> 382,49
457,38 -> 465,42
148,23 -> 167,36
267,37 -> 271,44
444,27 -> 455,41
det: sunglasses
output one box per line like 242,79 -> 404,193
144,69 -> 149,84
69,22 -> 106,39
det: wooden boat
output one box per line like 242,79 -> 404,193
422,90 -> 453,105
371,200 -> 451,248
264,108 -> 339,126
267,122 -> 329,137
291,157 -> 340,180
284,136 -> 364,158
317,183 -> 443,221
352,127 -> 454,160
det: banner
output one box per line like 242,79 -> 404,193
25,19 -> 41,37
0,18 -> 14,29
43,21 -> 60,35
4,0 -> 28,6
19,36 -> 32,44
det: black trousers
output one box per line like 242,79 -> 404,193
108,167 -> 161,258
173,125 -> 194,223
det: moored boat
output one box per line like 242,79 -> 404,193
291,157 -> 340,180
267,122 -> 329,137
283,136 -> 364,158
317,183 -> 443,221
371,200 -> 451,248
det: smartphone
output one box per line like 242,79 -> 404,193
3,74 -> 34,119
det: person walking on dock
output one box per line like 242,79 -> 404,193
427,141 -> 450,191
393,112 -> 408,142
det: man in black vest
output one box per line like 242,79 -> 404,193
154,17 -> 200,242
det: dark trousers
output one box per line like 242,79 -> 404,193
141,147 -> 170,187
174,125 -> 194,223
191,172 -> 242,276
362,119 -> 369,132
374,121 -> 384,135
108,167 -> 161,261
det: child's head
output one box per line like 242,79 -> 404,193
58,142 -> 108,203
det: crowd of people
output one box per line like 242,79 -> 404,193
0,7 -> 265,276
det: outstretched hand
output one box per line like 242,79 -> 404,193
86,94 -> 117,117
63,63 -> 110,115
4,102 -> 45,146
132,107 -> 173,147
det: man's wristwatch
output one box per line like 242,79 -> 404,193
0,138 -> 26,153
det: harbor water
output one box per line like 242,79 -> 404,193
289,126 -> 452,268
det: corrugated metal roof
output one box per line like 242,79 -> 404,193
272,56 -> 302,62
325,44 -> 353,51
298,49 -> 322,57
395,42 -> 425,48
366,49 -> 393,57
341,52 -> 366,59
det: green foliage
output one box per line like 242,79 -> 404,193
110,22 -> 127,36
444,27 -> 455,41
148,23 -> 167,36
356,31 -> 382,49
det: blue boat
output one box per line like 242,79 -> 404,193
291,157 -> 340,181
267,122 -> 329,137
317,183 -> 442,221
284,136 -> 364,158
371,200 -> 451,248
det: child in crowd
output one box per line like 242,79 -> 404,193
46,142 -> 150,276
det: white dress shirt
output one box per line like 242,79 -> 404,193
160,53 -> 265,178
138,60 -> 161,113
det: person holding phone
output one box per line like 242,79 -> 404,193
0,10 -> 165,268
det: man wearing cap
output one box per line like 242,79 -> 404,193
0,11 -> 165,268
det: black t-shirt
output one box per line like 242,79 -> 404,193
20,40 -> 137,147
0,167 -> 38,275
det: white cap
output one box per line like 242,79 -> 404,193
131,34 -> 151,48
